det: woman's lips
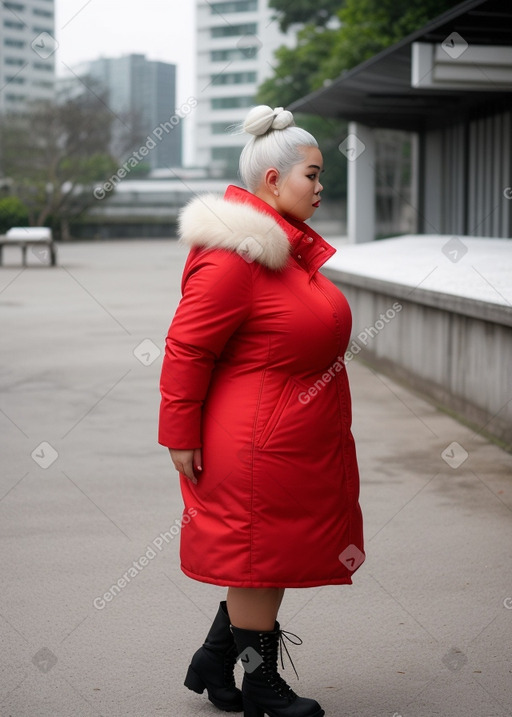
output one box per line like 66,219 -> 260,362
313,200 -> 321,207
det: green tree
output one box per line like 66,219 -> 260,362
261,0 -> 457,104
322,0 -> 457,80
258,23 -> 339,109
259,0 -> 457,202
0,196 -> 29,234
0,87 -> 139,239
268,0 -> 343,32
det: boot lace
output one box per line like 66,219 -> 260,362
259,628 -> 303,700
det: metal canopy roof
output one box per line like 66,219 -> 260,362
289,0 -> 512,132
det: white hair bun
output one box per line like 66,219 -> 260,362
243,105 -> 294,136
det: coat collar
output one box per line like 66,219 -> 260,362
178,185 -> 336,277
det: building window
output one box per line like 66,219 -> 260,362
5,76 -> 26,84
211,96 -> 253,110
32,26 -> 52,33
4,2 -> 26,9
211,22 -> 257,38
211,122 -> 232,134
4,57 -> 25,66
211,1 -> 258,12
210,47 -> 258,62
4,19 -> 25,29
33,7 -> 53,16
212,146 -> 242,167
5,93 -> 26,102
4,38 -> 25,47
33,61 -> 53,71
211,71 -> 257,86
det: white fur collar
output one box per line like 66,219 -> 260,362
178,194 -> 291,270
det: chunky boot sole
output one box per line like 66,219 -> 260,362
243,696 -> 325,717
185,665 -> 243,712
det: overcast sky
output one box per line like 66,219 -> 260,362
54,0 -> 196,104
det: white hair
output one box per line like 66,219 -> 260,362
238,105 -> 318,193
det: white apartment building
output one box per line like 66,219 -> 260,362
195,0 -> 291,172
0,0 -> 56,114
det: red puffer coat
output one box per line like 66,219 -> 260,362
159,185 -> 364,588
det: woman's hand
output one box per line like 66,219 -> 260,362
168,448 -> 203,485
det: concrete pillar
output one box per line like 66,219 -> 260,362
422,129 -> 442,234
345,121 -> 375,243
410,132 -> 420,234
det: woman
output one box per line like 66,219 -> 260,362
159,105 -> 364,717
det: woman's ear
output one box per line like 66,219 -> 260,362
263,167 -> 280,196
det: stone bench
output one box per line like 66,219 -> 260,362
0,227 -> 57,266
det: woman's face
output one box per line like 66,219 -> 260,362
274,146 -> 324,222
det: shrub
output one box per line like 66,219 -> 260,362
0,196 -> 29,234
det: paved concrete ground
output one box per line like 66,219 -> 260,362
1,240 -> 511,717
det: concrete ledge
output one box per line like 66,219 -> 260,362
322,267 -> 512,327
323,236 -> 512,448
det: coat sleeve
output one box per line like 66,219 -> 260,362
158,248 -> 253,448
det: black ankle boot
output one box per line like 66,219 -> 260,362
231,623 -> 325,717
184,601 -> 243,712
